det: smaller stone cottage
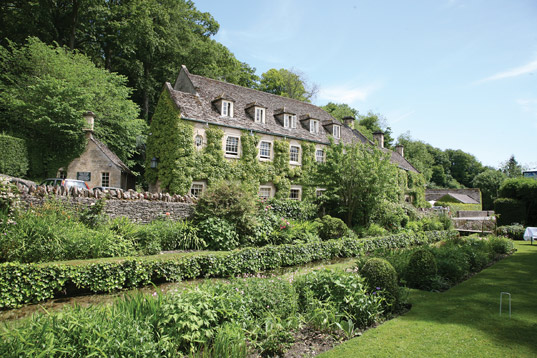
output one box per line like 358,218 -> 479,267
60,111 -> 135,190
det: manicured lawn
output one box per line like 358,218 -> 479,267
320,241 -> 537,358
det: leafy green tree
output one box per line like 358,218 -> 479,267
446,149 -> 483,188
321,102 -> 359,121
396,134 -> 435,182
358,112 -> 395,148
0,38 -> 145,179
257,68 -> 317,102
472,169 -> 506,210
316,141 -> 402,227
500,155 -> 523,178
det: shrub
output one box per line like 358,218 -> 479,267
359,258 -> 399,310
197,217 -> 240,251
79,198 -> 107,228
495,224 -> 525,240
315,215 -> 348,241
488,236 -> 514,255
434,245 -> 470,284
265,198 -> 317,221
0,134 -> 28,177
494,198 -> 526,226
373,201 -> 409,232
194,180 -> 257,236
0,177 -> 20,218
136,219 -> 204,253
405,248 -> 437,289
294,269 -> 384,329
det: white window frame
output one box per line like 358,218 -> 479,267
259,140 -> 272,160
222,101 -> 233,117
101,172 -> 110,187
194,134 -> 203,148
333,125 -> 341,139
284,114 -> 296,129
290,145 -> 300,164
289,186 -> 302,201
258,186 -> 272,200
225,136 -> 240,157
255,107 -> 265,124
315,149 -> 325,163
190,181 -> 206,197
316,188 -> 326,198
310,120 -> 319,134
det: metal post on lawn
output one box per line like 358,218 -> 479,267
499,292 -> 511,318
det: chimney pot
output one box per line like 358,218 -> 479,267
342,116 -> 355,129
83,111 -> 95,132
395,145 -> 404,158
373,131 -> 384,148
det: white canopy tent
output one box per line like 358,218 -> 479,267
524,227 -> 537,244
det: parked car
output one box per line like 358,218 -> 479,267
40,178 -> 89,190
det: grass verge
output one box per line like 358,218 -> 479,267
319,241 -> 537,358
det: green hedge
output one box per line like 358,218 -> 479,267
435,202 -> 482,212
494,198 -> 526,226
0,134 -> 28,177
0,230 -> 457,308
495,224 -> 525,240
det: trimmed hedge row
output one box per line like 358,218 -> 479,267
0,134 -> 28,177
0,230 -> 457,308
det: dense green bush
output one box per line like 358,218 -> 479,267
135,219 -> 204,253
359,258 -> 399,310
194,180 -> 257,236
265,198 -> 318,221
0,134 -> 28,177
406,248 -> 437,289
495,224 -> 525,240
197,217 -> 240,251
494,198 -> 527,226
294,269 -> 383,328
435,244 -> 470,284
315,215 -> 348,241
373,201 -> 409,232
488,236 -> 514,255
0,230 -> 457,308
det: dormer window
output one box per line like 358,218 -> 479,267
310,120 -> 319,134
255,107 -> 265,124
333,125 -> 341,139
222,101 -> 233,117
284,114 -> 297,129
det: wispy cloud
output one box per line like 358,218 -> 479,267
388,110 -> 416,124
318,83 -> 382,104
475,59 -> 537,83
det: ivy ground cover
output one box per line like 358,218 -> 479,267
319,241 -> 537,358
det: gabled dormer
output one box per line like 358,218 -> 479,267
299,114 -> 321,134
323,120 -> 341,139
212,95 -> 235,117
274,108 -> 297,129
245,102 -> 267,124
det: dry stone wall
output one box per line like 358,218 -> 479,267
16,184 -> 195,223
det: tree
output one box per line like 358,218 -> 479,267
396,134 -> 435,183
445,149 -> 483,188
316,141 -> 402,227
0,38 -> 145,179
321,102 -> 359,121
472,169 -> 506,210
500,155 -> 523,178
257,68 -> 318,102
358,112 -> 395,148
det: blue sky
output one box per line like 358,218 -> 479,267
193,0 -> 537,169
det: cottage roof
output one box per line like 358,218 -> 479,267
168,66 -> 418,173
90,136 -> 132,174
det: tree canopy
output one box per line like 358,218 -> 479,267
257,68 -> 317,102
316,141 -> 402,226
0,38 -> 146,179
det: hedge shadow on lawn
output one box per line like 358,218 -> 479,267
401,242 -> 537,355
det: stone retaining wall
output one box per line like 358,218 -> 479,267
15,183 -> 195,223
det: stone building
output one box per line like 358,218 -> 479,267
149,66 -> 418,199
60,111 -> 135,190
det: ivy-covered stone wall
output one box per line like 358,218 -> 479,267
146,89 -> 426,204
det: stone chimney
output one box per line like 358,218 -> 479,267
83,111 -> 95,134
373,131 -> 384,148
342,116 -> 355,129
395,145 -> 404,158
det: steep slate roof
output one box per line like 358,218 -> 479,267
168,66 -> 418,173
440,193 -> 479,204
90,135 -> 132,174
